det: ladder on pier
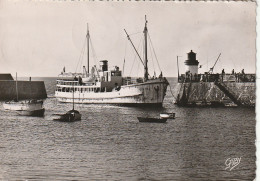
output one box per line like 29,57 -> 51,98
214,82 -> 242,106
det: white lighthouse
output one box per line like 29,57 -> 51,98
184,50 -> 199,74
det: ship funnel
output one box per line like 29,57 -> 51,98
100,60 -> 108,72
184,50 -> 199,74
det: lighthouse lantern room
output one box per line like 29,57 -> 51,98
184,50 -> 199,74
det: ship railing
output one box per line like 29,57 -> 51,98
56,86 -> 103,93
56,80 -> 80,86
122,77 -> 144,85
58,72 -> 83,77
178,73 -> 255,83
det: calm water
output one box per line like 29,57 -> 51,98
0,78 -> 255,180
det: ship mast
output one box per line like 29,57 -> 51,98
15,72 -> 18,101
72,86 -> 74,110
123,16 -> 150,80
144,15 -> 148,82
86,23 -> 90,74
177,56 -> 180,80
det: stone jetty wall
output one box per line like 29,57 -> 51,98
176,82 -> 255,106
0,80 -> 47,100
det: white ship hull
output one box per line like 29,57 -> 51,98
3,100 -> 43,111
55,79 -> 168,105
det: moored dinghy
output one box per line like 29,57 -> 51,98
137,117 -> 167,123
53,86 -> 81,122
53,110 -> 81,122
160,112 -> 175,119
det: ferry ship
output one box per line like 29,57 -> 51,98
55,17 -> 169,106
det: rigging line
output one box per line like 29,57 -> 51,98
75,37 -> 87,73
89,37 -> 100,78
129,31 -> 142,36
79,38 -> 87,70
89,37 -> 95,65
137,54 -> 140,77
89,37 -> 98,66
129,49 -> 137,76
80,42 -> 87,71
124,29 -> 144,67
168,83 -> 177,101
129,35 -> 143,76
79,44 -> 86,72
148,35 -> 155,75
123,38 -> 128,76
148,32 -> 161,72
200,58 -> 216,66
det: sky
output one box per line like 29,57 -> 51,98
0,1 -> 256,77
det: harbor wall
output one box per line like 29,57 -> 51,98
224,82 -> 255,106
0,81 -> 47,100
0,74 -> 14,80
176,82 -> 255,106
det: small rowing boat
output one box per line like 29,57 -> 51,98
137,117 -> 167,123
53,86 -> 81,122
53,110 -> 81,122
160,112 -> 175,119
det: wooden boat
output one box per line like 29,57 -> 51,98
137,117 -> 167,123
3,99 -> 43,111
160,112 -> 175,119
3,73 -> 44,117
53,110 -> 81,122
53,86 -> 81,122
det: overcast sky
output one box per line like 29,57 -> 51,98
0,1 -> 256,77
